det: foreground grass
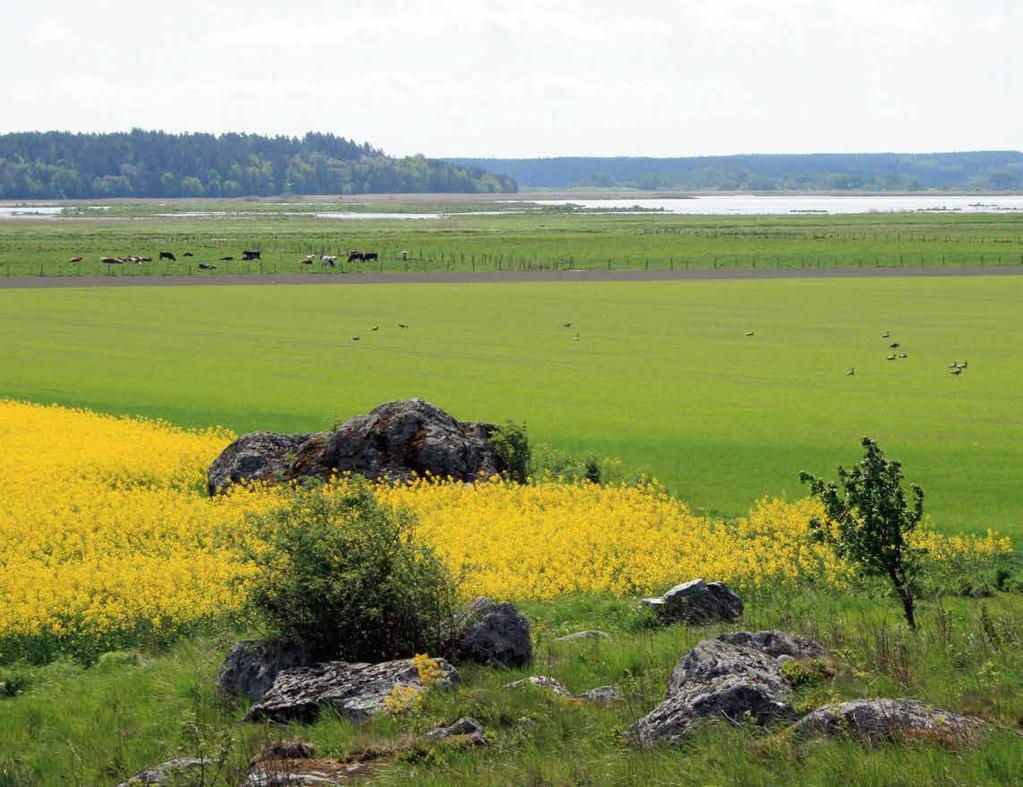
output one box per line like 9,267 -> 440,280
0,277 -> 1020,534
1,591 -> 1020,786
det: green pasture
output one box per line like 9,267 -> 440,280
2,208 -> 1023,278
0,275 -> 1019,536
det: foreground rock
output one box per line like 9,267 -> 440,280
245,658 -> 459,724
632,638 -> 797,745
795,699 -> 986,744
209,399 -> 504,495
448,596 -> 532,667
116,758 -> 206,786
716,631 -> 826,661
217,640 -> 312,701
576,685 -> 623,704
642,579 -> 743,625
426,717 -> 487,746
243,761 -> 369,786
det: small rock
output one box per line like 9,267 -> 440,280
245,658 -> 459,724
426,716 -> 486,745
794,699 -> 986,744
553,630 -> 609,642
503,675 -> 571,696
641,579 -> 743,625
716,630 -> 825,660
576,685 -> 622,703
217,640 -> 312,702
631,638 -> 796,745
116,758 -> 206,786
448,596 -> 532,667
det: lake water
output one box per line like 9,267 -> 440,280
526,195 -> 1023,215
0,206 -> 65,218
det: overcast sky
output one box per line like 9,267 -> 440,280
2,1 -> 1020,158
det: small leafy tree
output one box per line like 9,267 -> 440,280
489,420 -> 530,484
799,437 -> 924,629
246,480 -> 458,661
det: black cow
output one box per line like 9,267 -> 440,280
219,256 -> 234,261
159,251 -> 176,261
198,263 -> 216,270
347,251 -> 364,262
182,252 -> 194,257
242,250 -> 261,261
363,251 -> 379,262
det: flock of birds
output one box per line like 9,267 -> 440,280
842,330 -> 970,378
351,323 -> 408,342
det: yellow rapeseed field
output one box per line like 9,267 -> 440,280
0,400 -> 1012,658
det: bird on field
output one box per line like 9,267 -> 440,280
745,331 -> 755,337
882,331 -> 891,338
959,360 -> 969,368
398,323 -> 409,329
562,322 -> 572,328
67,256 -> 83,263
351,336 -> 360,342
887,354 -> 897,361
573,333 -> 581,341
371,325 -> 379,331
898,352 -> 908,358
889,342 -> 900,349
219,256 -> 234,261
847,368 -> 856,376
950,367 -> 963,376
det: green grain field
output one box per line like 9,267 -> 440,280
1,274 -> 1019,535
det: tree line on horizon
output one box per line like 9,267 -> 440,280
0,130 -> 517,199
446,151 -> 1023,192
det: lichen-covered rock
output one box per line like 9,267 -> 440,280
116,758 -> 207,786
426,717 -> 487,745
794,699 -> 986,744
244,658 -> 459,724
553,630 -> 609,642
716,630 -> 825,660
448,596 -> 532,667
208,399 -> 504,495
641,579 -> 743,625
208,432 -> 320,495
503,675 -> 571,695
217,640 -> 312,701
576,685 -> 623,704
631,638 -> 796,745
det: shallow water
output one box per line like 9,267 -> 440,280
525,194 -> 1023,215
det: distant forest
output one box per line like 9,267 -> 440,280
0,130 -> 517,199
446,152 -> 1023,192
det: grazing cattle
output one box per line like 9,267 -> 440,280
301,254 -> 315,265
68,256 -> 83,263
321,255 -> 338,267
198,263 -> 216,270
100,257 -> 124,264
159,251 -> 176,261
363,251 -> 379,262
182,252 -> 194,257
347,251 -> 364,262
219,256 -> 234,261
140,256 -> 152,262
399,250 -> 409,261
242,250 -> 261,261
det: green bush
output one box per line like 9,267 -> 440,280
489,421 -> 530,483
246,481 -> 457,662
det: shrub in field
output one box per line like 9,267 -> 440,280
489,420 -> 530,483
800,437 -> 924,629
246,481 -> 458,662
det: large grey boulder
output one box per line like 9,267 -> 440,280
794,699 -> 986,744
116,758 -> 207,786
448,596 -> 532,667
641,579 -> 743,625
716,631 -> 825,660
208,432 -> 320,495
208,399 -> 504,495
216,640 -> 312,701
244,658 -> 460,724
632,638 -> 797,745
